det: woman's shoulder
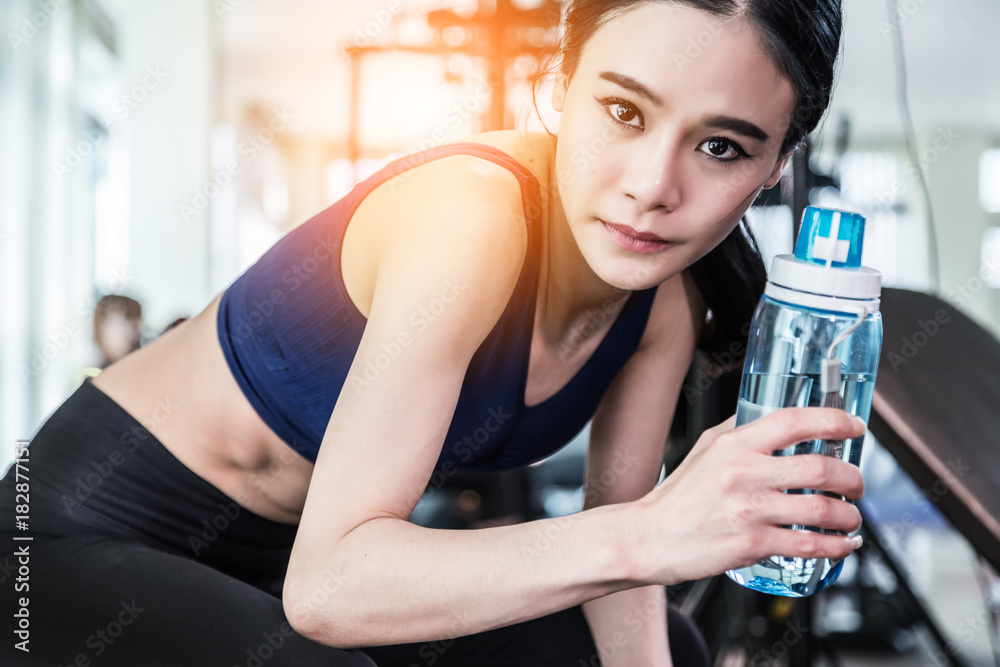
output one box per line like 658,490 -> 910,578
407,130 -> 550,192
375,129 -> 554,200
340,132 -> 546,319
455,129 -> 555,182
352,130 -> 551,251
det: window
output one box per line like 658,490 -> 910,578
979,149 -> 1000,214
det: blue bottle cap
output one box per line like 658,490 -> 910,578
794,206 -> 866,269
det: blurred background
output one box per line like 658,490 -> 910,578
1,0 -> 999,664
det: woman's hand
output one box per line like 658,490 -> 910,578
633,407 -> 866,586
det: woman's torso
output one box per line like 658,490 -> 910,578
91,130 -> 674,525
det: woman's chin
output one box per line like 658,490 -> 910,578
589,253 -> 681,291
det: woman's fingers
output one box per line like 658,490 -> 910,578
729,407 -> 866,456
758,491 -> 863,534
773,453 -> 865,500
753,526 -> 863,564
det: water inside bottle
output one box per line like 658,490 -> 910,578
726,371 -> 874,597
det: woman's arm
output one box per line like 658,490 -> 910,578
283,157 -> 641,647
580,271 -> 703,667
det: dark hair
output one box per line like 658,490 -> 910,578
93,294 -> 143,338
94,294 -> 142,321
539,0 -> 842,359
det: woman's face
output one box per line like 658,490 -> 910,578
552,2 -> 797,290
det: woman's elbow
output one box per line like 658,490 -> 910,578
283,570 -> 369,648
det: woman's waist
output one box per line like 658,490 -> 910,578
88,294 -> 315,524
7,376 -> 305,550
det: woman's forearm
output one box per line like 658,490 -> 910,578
284,502 -> 642,648
582,586 -> 672,667
285,409 -> 869,649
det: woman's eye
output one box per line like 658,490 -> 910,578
611,103 -> 638,124
698,138 -> 747,162
600,98 -> 643,129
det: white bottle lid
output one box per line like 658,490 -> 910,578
770,254 -> 882,300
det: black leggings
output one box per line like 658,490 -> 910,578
0,380 -> 710,666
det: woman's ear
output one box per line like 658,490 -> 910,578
551,75 -> 567,112
763,151 -> 793,189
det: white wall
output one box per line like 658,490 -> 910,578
0,0 -> 95,471
0,0 -> 217,475
928,133 -> 1000,338
818,0 -> 1000,336
831,0 -> 1000,140
112,0 -> 218,328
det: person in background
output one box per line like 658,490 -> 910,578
78,294 -> 145,381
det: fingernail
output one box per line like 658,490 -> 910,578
847,534 -> 863,550
852,416 -> 867,431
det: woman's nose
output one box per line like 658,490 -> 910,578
621,135 -> 683,214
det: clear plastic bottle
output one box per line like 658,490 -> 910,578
725,206 -> 883,597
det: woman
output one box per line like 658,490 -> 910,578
1,0 -> 866,665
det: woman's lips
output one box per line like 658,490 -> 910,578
602,221 -> 672,254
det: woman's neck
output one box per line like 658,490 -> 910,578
535,133 -> 631,350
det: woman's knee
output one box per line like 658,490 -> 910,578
667,604 -> 711,667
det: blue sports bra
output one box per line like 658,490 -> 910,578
217,142 -> 658,472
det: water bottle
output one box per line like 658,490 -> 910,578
725,206 -> 883,597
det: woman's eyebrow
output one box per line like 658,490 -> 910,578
599,71 -> 770,144
598,71 -> 663,106
703,116 -> 770,143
